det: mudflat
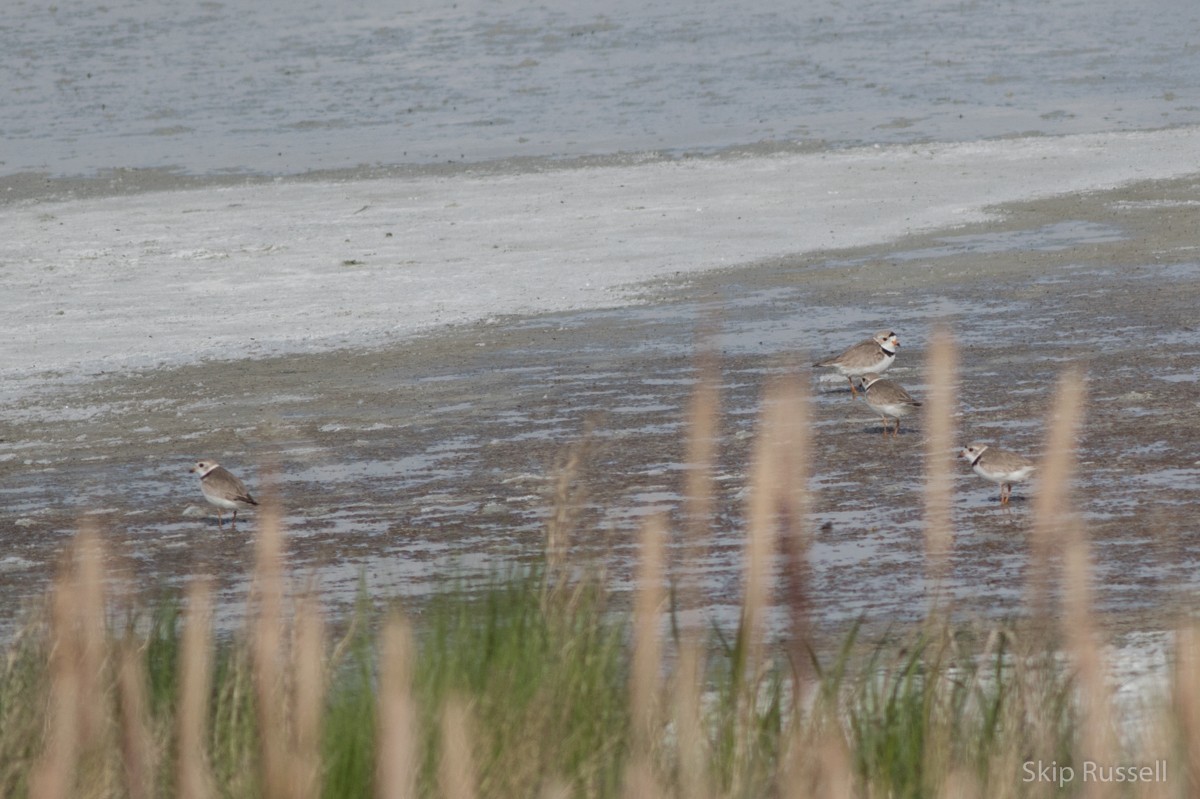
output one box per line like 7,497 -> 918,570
2,174 -> 1199,644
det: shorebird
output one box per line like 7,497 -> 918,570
189,460 -> 258,529
859,373 -> 921,436
959,443 -> 1035,504
813,330 -> 900,396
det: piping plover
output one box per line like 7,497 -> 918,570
189,460 -> 258,529
959,443 -> 1035,504
859,373 -> 921,436
813,330 -> 900,396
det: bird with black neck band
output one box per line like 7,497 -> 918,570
189,460 -> 258,529
813,330 -> 900,397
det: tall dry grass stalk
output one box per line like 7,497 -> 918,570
245,474 -> 327,799
1029,370 -> 1080,620
291,589 -> 327,799
29,561 -> 82,799
1019,368 -> 1084,783
75,525 -> 109,748
734,371 -> 816,799
671,640 -> 711,799
438,697 -> 479,799
662,345 -> 722,799
115,639 -> 154,799
376,614 -> 418,799
625,513 -> 669,797
742,383 -> 782,673
936,769 -> 982,799
250,485 -> 290,799
1174,625 -> 1200,795
621,758 -> 663,799
783,735 -> 855,799
177,577 -> 216,799
1042,372 -> 1120,795
744,373 -> 811,691
917,328 -> 959,794
922,326 -> 958,601
29,524 -> 110,799
631,513 -> 666,748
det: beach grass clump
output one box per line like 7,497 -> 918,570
415,568 -> 629,798
0,333 -> 1191,797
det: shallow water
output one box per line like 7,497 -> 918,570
6,0 -> 1200,177
2,179 -> 1199,645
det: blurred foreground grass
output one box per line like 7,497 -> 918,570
0,335 -> 1191,798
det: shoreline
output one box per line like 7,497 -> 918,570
9,122 -> 1191,207
0,138 -> 839,207
6,127 -> 1200,411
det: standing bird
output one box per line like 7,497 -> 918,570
813,330 -> 900,397
859,373 -> 921,436
189,460 -> 258,529
959,443 -> 1035,505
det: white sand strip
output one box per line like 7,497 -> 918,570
2,128 -> 1199,400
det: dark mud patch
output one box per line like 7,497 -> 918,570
2,175 -> 1200,648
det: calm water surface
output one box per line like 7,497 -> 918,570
5,0 -> 1200,176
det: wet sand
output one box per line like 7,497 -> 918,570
2,173 -> 1199,646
